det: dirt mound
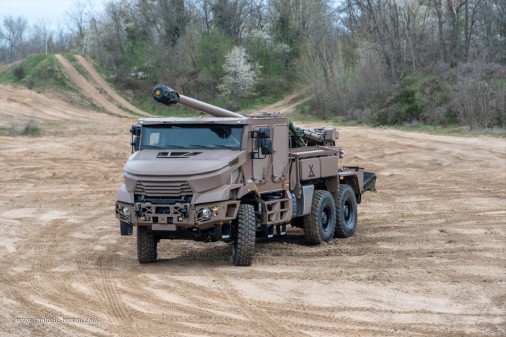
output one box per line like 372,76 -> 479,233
74,55 -> 149,116
0,83 -> 504,336
54,54 -> 134,118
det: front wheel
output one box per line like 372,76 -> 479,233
304,190 -> 337,244
334,184 -> 358,238
137,226 -> 157,263
231,204 -> 256,266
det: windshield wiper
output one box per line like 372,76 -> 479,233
166,145 -> 193,149
189,144 -> 238,149
141,145 -> 166,149
142,145 -> 191,149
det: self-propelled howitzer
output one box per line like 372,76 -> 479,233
115,85 -> 376,266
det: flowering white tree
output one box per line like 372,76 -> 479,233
218,46 -> 259,99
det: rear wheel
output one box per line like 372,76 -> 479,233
137,226 -> 157,263
231,204 -> 256,266
304,190 -> 336,244
334,184 -> 357,238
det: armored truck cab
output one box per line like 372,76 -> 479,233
115,85 -> 376,266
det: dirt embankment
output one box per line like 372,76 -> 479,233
0,63 -> 504,337
74,55 -> 148,116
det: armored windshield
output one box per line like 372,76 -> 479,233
140,125 -> 243,150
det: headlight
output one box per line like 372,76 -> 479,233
198,208 -> 212,220
123,206 -> 131,217
197,206 -> 219,221
116,203 -> 132,219
116,203 -> 124,213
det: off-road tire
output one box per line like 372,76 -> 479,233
137,226 -> 157,263
304,190 -> 336,244
231,204 -> 256,266
334,184 -> 357,238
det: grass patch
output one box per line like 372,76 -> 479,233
291,101 -> 316,121
0,119 -> 44,137
237,93 -> 284,112
0,54 -> 47,83
0,54 -> 77,92
91,58 -> 114,81
290,101 -> 354,126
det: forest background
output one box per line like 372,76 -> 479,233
1,0 -> 505,129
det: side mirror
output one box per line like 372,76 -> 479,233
261,138 -> 273,155
258,127 -> 270,139
249,127 -> 272,159
130,125 -> 141,136
130,125 -> 141,152
131,136 -> 140,152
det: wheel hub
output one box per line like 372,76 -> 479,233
344,205 -> 350,219
322,211 -> 328,225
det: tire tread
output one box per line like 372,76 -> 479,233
232,204 -> 256,266
334,184 -> 357,238
304,190 -> 336,244
137,226 -> 157,263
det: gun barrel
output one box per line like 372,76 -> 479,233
152,85 -> 244,118
178,95 -> 244,118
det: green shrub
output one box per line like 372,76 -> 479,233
13,66 -> 25,80
391,88 -> 424,124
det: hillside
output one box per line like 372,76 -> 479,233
0,54 -> 152,119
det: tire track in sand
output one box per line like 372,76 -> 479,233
92,253 -> 131,321
205,266 -> 311,337
54,54 -> 131,118
75,55 -> 150,117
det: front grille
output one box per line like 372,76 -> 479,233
135,180 -> 193,197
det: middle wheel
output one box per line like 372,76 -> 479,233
304,190 -> 337,244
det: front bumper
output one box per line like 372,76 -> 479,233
115,200 -> 239,230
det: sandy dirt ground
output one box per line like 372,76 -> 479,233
0,60 -> 505,337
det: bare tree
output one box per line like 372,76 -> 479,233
159,0 -> 190,46
66,0 -> 92,54
211,0 -> 261,40
53,24 -> 73,53
2,16 -> 28,62
30,19 -> 53,55
474,0 -> 506,62
430,0 -> 497,65
200,0 -> 213,34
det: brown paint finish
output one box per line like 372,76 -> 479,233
115,85 -> 375,265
